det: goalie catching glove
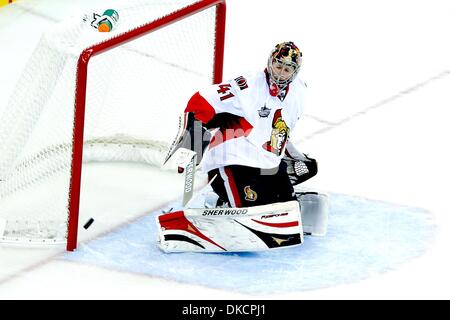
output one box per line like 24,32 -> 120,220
162,112 -> 212,206
164,112 -> 211,169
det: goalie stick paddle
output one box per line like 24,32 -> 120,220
182,153 -> 196,207
163,145 -> 199,208
183,173 -> 218,209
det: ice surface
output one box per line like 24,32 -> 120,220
1,0 -> 450,299
63,190 -> 435,294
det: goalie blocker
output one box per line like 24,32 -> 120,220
156,192 -> 328,253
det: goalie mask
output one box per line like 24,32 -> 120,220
267,41 -> 302,96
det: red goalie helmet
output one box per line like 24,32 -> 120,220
267,41 -> 302,95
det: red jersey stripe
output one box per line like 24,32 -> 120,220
224,167 -> 243,208
209,117 -> 253,149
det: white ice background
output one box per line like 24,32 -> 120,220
0,0 -> 449,299
64,187 -> 436,294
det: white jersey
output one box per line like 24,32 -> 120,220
185,70 -> 306,173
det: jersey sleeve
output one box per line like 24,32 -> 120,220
185,79 -> 244,124
295,77 -> 307,121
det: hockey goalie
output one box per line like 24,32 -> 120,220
157,41 -> 328,253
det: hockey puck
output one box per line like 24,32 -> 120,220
83,218 -> 95,229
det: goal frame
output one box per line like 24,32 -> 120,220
66,0 -> 226,251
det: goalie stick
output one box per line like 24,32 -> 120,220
163,113 -> 185,166
163,173 -> 218,214
182,151 -> 196,206
163,147 -> 197,207
162,113 -> 198,206
164,112 -> 212,207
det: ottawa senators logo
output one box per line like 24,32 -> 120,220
244,186 -> 257,202
262,109 -> 290,156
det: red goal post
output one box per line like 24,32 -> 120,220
0,0 -> 226,251
68,0 -> 226,251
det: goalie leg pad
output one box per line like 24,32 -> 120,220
157,200 -> 303,253
296,192 -> 329,236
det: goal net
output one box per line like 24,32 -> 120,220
0,0 -> 225,250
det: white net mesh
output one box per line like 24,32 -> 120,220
0,0 -> 219,244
